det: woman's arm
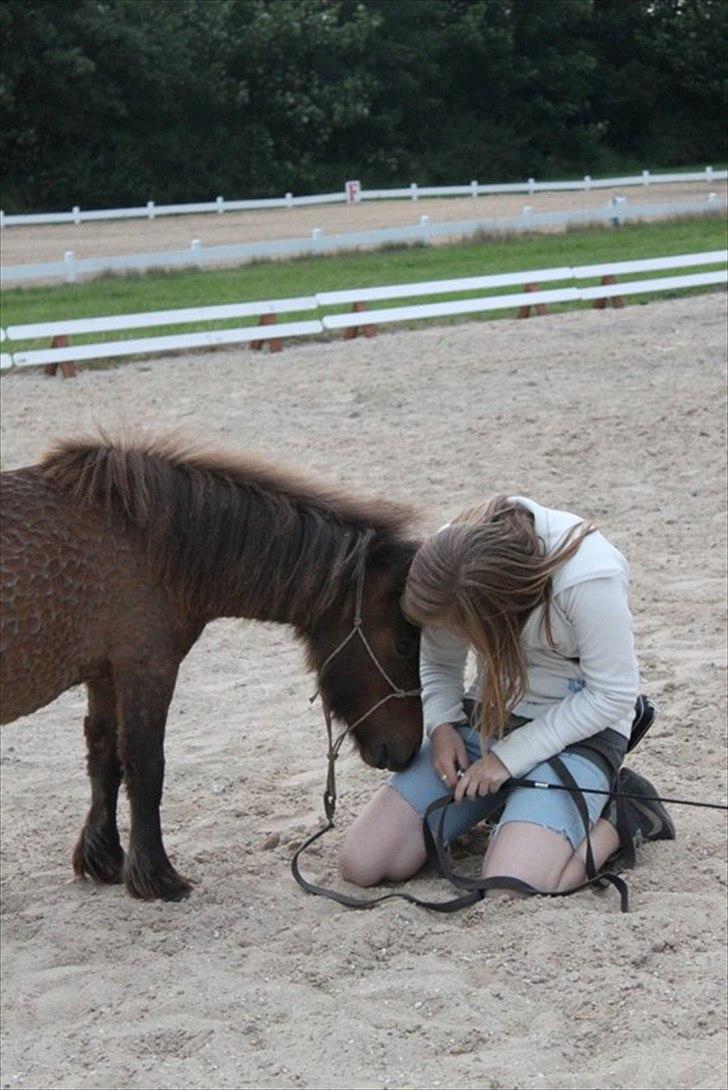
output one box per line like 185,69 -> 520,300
420,624 -> 470,738
490,576 -> 639,779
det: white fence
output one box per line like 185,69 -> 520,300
319,252 -> 727,331
2,167 -> 726,229
2,195 -> 725,287
1,250 -> 725,375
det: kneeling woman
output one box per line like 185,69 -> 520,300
339,495 -> 673,895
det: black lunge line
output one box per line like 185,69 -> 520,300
512,778 -> 727,811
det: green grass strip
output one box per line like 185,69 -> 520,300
1,216 -> 726,353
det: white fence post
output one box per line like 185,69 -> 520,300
285,192 -> 293,209
63,250 -> 76,283
72,205 -> 81,225
527,178 -> 535,196
216,196 -> 225,214
610,195 -> 627,227
419,214 -> 431,244
522,206 -> 533,226
410,182 -> 418,202
470,180 -> 479,198
147,201 -> 155,220
312,227 -> 322,253
0,210 -> 4,230
642,170 -> 650,186
584,175 -> 592,191
190,239 -> 202,268
707,192 -> 718,209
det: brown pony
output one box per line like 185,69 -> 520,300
0,434 -> 422,901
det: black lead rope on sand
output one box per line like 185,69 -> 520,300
291,784 -> 631,914
291,758 -> 728,915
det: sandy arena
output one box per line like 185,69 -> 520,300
1,294 -> 726,1090
2,181 -> 726,268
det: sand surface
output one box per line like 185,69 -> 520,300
2,181 -> 725,267
1,294 -> 726,1090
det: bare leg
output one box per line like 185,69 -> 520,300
481,817 -> 620,897
115,666 -> 191,901
73,675 -> 125,884
555,818 -> 620,891
339,785 -> 427,887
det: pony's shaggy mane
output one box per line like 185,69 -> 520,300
41,431 -> 417,625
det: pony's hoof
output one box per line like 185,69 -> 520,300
73,825 -> 125,884
123,852 -> 193,902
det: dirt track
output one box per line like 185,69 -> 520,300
1,294 -> 726,1090
2,181 -> 725,267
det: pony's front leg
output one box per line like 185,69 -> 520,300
116,664 -> 192,902
73,675 -> 125,884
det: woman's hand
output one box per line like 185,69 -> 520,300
430,723 -> 470,790
453,753 -> 510,804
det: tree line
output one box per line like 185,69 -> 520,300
1,0 -> 726,212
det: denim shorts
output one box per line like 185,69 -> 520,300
388,722 -> 611,849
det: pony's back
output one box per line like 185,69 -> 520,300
0,465 -> 162,724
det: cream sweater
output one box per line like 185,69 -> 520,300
421,496 -> 640,778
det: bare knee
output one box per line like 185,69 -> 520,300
338,831 -> 424,887
338,836 -> 386,887
337,786 -> 427,887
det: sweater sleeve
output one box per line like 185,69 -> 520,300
420,624 -> 470,738
490,576 -> 639,778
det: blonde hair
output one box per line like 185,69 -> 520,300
402,496 -> 594,742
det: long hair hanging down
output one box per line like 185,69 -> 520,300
402,495 -> 594,741
41,431 -> 415,625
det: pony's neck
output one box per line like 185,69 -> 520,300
38,435 -> 411,630
194,505 -> 373,630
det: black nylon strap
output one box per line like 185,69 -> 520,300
291,783 -> 630,913
547,754 -> 599,881
421,791 -> 630,912
290,819 -> 484,912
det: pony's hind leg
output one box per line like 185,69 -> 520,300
73,675 -> 125,884
116,664 -> 192,902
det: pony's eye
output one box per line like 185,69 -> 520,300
395,638 -> 417,658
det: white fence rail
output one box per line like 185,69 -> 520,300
321,287 -> 582,329
319,251 -> 727,330
2,195 -> 725,287
1,250 -> 725,374
2,167 -> 726,229
6,297 -> 317,341
9,323 -> 323,370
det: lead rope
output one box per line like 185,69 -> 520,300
293,740 -> 727,915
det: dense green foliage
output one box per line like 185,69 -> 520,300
3,217 -> 725,345
1,0 -> 726,211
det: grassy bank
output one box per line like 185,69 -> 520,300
1,216 -> 726,352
